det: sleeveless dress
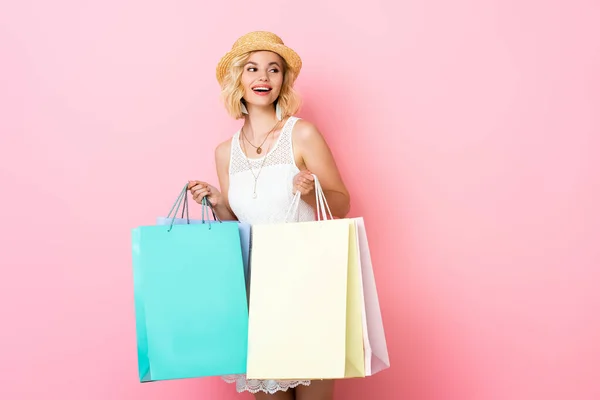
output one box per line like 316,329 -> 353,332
221,116 -> 316,394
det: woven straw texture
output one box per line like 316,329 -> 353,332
216,31 -> 302,86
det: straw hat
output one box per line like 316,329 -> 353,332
216,31 -> 302,87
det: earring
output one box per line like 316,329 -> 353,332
241,101 -> 248,115
275,102 -> 282,121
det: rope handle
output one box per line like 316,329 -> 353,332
284,174 -> 334,222
165,183 -> 221,232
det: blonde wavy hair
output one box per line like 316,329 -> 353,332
220,51 -> 302,120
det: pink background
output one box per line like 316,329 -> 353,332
1,0 -> 599,399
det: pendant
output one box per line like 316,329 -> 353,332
252,192 -> 257,199
256,147 -> 262,154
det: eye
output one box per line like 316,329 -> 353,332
247,67 -> 257,72
269,68 -> 280,73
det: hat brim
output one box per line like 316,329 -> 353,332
216,42 -> 302,87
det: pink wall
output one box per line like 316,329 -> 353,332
1,1 -> 599,399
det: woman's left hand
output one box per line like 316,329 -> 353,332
293,170 -> 315,196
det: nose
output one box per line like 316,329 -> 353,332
258,69 -> 269,81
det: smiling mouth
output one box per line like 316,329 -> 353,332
252,87 -> 272,93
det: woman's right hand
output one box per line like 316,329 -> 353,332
188,180 -> 223,207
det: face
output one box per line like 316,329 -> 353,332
240,51 -> 284,108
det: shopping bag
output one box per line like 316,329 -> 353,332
246,176 -> 365,380
353,217 -> 391,375
310,179 -> 390,376
132,184 -> 249,382
155,192 -> 252,289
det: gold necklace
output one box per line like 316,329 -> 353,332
241,120 -> 279,154
241,125 -> 276,199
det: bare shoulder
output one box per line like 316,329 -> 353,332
293,119 -> 327,150
215,137 -> 232,162
293,118 -> 324,143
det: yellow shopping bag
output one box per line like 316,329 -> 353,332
246,177 -> 365,380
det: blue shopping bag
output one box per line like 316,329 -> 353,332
155,194 -> 251,289
132,184 -> 248,382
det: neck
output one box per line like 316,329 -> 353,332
243,104 -> 279,141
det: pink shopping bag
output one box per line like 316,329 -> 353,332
354,217 -> 390,376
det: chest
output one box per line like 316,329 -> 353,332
228,165 -> 300,224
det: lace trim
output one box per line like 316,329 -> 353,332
222,374 -> 311,394
229,117 -> 298,176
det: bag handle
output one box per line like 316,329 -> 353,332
284,188 -> 302,222
313,175 -> 334,221
284,174 -> 334,222
166,184 -> 189,231
165,183 -> 221,232
179,188 -> 191,221
201,196 -> 222,224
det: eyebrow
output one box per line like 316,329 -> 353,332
245,61 -> 281,67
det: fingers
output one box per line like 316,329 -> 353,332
294,171 -> 314,185
292,170 -> 315,195
190,182 -> 211,203
294,179 -> 315,195
189,181 -> 209,192
295,187 -> 312,196
296,176 -> 311,186
298,181 -> 314,191
188,180 -> 207,190
299,170 -> 313,181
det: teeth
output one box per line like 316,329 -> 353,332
253,87 -> 270,92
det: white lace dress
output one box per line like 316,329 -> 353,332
222,116 -> 316,394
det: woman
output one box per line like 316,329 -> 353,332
188,31 -> 350,400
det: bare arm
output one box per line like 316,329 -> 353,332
293,120 -> 351,218
214,140 -> 238,221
